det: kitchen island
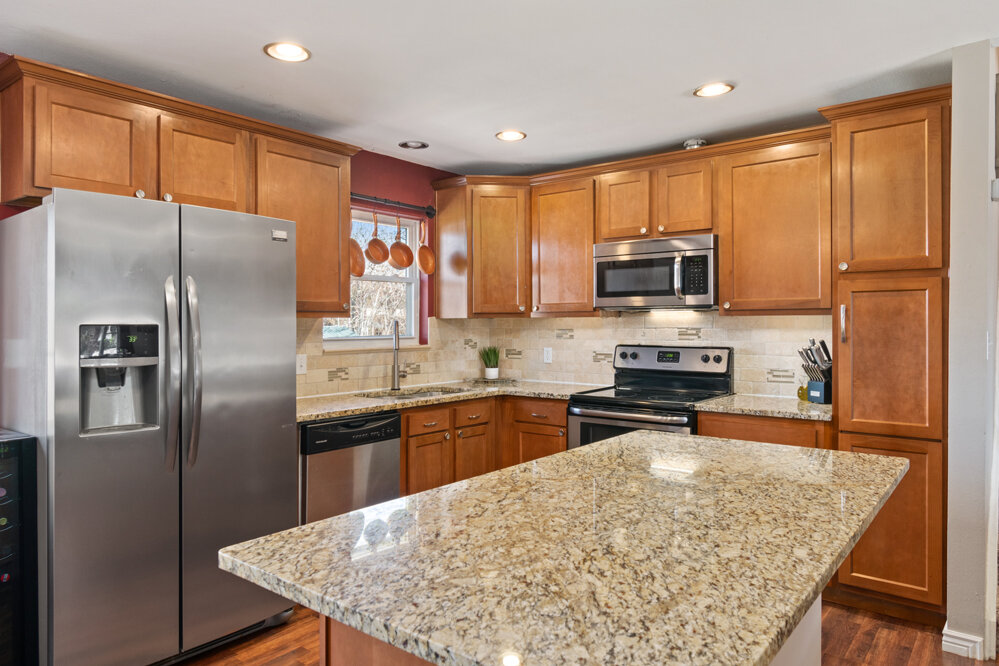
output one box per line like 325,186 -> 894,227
220,431 -> 905,665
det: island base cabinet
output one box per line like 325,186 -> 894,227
835,433 -> 944,608
321,616 -> 432,666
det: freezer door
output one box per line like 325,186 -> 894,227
179,205 -> 297,650
49,189 -> 181,665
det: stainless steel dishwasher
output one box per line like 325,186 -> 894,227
300,411 -> 401,523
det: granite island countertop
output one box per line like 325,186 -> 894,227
297,380 -> 833,424
220,431 -> 905,666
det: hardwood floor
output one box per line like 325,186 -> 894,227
187,603 -> 995,665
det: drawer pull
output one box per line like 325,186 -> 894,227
467,414 -> 481,420
423,421 -> 438,427
530,413 -> 548,419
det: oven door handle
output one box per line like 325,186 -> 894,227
568,406 -> 689,426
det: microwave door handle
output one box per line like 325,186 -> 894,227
674,254 -> 684,299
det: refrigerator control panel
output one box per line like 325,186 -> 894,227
79,324 -> 158,359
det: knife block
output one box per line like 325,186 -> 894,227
807,380 -> 832,404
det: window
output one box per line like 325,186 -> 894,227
323,210 -> 420,343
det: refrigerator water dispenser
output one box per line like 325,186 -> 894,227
79,324 -> 159,434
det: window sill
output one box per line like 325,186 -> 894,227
322,338 -> 427,354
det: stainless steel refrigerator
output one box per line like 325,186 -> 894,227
0,188 -> 299,665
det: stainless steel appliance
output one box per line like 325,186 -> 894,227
593,234 -> 717,310
0,189 -> 298,665
568,345 -> 733,447
0,429 -> 37,666
301,412 -> 402,523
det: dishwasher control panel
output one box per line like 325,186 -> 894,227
301,412 -> 401,454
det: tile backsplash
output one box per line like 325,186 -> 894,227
298,311 -> 832,398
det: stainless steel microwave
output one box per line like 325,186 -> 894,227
593,234 -> 717,310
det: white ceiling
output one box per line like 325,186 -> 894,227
2,1 -> 997,175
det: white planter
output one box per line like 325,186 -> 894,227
484,367 -> 499,380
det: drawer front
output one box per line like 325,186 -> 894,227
512,398 -> 567,426
455,399 -> 493,426
405,406 -> 451,436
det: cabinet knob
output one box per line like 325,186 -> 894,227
559,429 -> 565,437
532,305 -> 539,312
134,189 -> 146,199
444,432 -> 451,440
722,301 -> 731,309
838,262 -> 849,271
342,303 -> 349,310
640,227 -> 648,234
518,305 -> 525,312
657,225 -> 665,233
457,430 -> 463,438
162,193 -> 173,202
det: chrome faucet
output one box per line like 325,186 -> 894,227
391,320 -> 406,390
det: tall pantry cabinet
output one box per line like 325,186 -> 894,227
820,85 -> 950,623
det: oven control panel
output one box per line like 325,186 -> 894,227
614,345 -> 731,373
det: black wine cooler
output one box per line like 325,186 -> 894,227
0,429 -> 37,666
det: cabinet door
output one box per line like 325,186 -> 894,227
837,276 -> 943,440
454,424 -> 492,482
471,185 -> 529,314
837,433 -> 943,606
833,105 -> 945,272
255,136 -> 350,315
697,412 -> 829,448
531,178 -> 594,314
716,140 -> 831,313
407,430 -> 453,494
33,82 -> 156,197
596,169 -> 651,241
653,159 -> 712,235
159,114 -> 250,211
511,422 -> 566,464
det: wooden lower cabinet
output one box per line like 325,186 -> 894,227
835,432 -> 944,608
406,429 -> 453,495
509,422 -> 567,464
697,412 -> 832,449
454,424 -> 491,481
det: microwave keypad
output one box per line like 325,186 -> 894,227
685,255 -> 709,295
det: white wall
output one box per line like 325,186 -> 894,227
945,39 -> 999,659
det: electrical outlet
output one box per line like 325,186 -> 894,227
296,354 -> 307,375
543,347 -> 553,364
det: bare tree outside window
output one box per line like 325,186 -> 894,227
324,212 -> 419,340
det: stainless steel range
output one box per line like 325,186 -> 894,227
567,345 -> 733,448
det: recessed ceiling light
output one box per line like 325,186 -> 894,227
693,82 -> 734,98
495,130 -> 527,142
263,42 -> 311,63
398,140 -> 429,150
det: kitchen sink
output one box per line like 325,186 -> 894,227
355,386 -> 471,399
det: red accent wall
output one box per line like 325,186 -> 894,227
351,151 -> 456,342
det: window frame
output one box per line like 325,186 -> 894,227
322,209 -> 423,351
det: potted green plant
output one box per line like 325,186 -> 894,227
479,346 -> 500,380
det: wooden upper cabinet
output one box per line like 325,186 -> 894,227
531,178 -> 595,314
836,276 -> 943,440
158,114 -> 250,211
831,104 -> 946,273
596,169 -> 651,241
653,159 -> 712,235
716,140 -> 831,313
837,433 -> 943,606
33,81 -> 157,198
255,136 -> 350,315
471,184 -> 530,315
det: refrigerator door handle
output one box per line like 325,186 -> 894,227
185,276 -> 204,469
164,276 -> 181,471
